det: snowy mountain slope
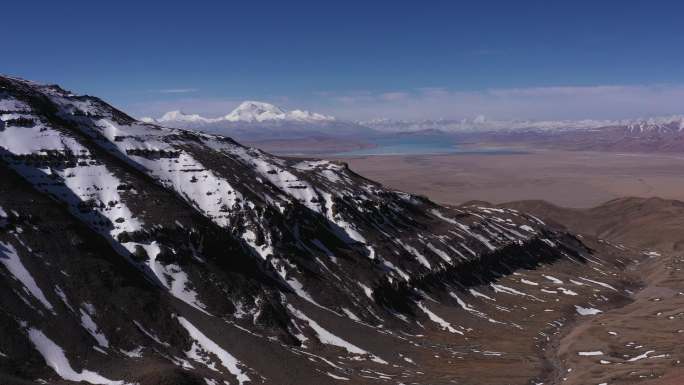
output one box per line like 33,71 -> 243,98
0,76 -> 643,385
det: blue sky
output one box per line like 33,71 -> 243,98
4,1 -> 684,120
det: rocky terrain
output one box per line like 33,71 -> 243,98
502,198 -> 684,385
0,76 -> 676,385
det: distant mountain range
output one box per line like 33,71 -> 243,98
142,101 -> 335,125
362,115 -> 684,133
147,102 -> 684,136
141,101 -> 684,153
363,116 -> 684,152
142,102 -> 370,147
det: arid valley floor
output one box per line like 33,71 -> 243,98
333,150 -> 684,208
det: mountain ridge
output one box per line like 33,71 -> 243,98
0,75 -> 648,385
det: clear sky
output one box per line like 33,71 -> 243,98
4,0 -> 684,120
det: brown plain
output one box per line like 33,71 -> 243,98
333,150 -> 684,208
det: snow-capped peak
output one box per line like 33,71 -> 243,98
284,109 -> 335,122
224,101 -> 334,123
626,115 -> 684,133
224,101 -> 286,122
158,110 -> 214,123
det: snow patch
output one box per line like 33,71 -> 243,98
0,241 -> 54,312
287,305 -> 387,364
575,306 -> 602,316
577,351 -> 604,356
28,328 -> 123,384
416,301 -> 463,335
176,316 -> 251,385
80,308 -> 109,348
326,372 -> 350,381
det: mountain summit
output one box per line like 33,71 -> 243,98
224,101 -> 334,123
224,101 -> 286,122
